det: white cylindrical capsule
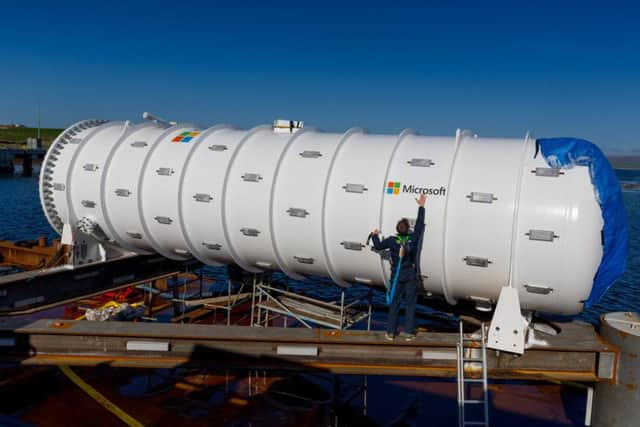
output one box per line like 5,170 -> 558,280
40,119 -> 605,315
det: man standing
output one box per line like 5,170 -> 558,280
372,193 -> 426,341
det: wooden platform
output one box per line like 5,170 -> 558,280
0,318 -> 617,382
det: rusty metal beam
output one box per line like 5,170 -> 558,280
0,237 -> 63,269
0,318 -> 615,381
0,255 -> 201,314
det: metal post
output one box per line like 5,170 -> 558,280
458,321 -> 465,427
256,282 -> 261,326
250,275 -> 256,327
265,293 -> 270,327
367,288 -> 373,331
585,386 -> 594,426
284,277 -> 289,328
481,323 -> 489,427
171,274 -> 180,317
257,279 -> 264,326
593,312 -> 640,427
148,280 -> 155,316
457,341 -> 463,427
227,280 -> 232,326
340,289 -> 345,330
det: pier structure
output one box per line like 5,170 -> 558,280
0,147 -> 46,176
0,313 -> 619,382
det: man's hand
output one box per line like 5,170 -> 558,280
416,194 -> 427,207
372,228 -> 381,235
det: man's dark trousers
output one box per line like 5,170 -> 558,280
386,277 -> 418,336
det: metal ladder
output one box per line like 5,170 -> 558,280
457,321 -> 490,427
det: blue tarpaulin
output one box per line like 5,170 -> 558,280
537,138 -> 628,308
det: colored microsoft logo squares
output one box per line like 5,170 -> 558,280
172,130 -> 201,144
386,181 -> 401,195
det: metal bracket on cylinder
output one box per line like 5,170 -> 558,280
242,173 -> 263,182
407,158 -> 435,167
463,256 -> 492,267
208,144 -> 228,152
115,188 -> 131,197
82,163 -> 99,172
523,284 -> 554,295
531,167 -> 563,177
294,256 -> 314,264
202,242 -> 222,251
469,295 -> 493,312
488,286 -> 527,354
154,216 -> 173,225
156,168 -> 175,176
193,193 -> 213,203
526,229 -> 558,242
131,141 -> 148,148
240,228 -> 260,237
466,192 -> 497,203
342,183 -> 368,194
300,150 -> 322,159
286,208 -> 309,218
341,241 -> 365,251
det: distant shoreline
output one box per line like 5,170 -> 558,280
608,156 -> 640,170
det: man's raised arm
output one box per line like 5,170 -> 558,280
412,194 -> 427,240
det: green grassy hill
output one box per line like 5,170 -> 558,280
0,127 -> 63,147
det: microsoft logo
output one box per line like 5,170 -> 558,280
386,181 -> 401,195
386,180 -> 447,196
172,131 -> 201,144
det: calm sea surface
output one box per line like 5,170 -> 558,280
1,171 -> 638,323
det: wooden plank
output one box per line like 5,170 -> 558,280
177,292 -> 252,307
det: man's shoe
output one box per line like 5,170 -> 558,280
402,333 -> 416,342
384,332 -> 395,341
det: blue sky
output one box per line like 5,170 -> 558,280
1,0 -> 639,154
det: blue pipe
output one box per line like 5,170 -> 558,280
386,254 -> 403,305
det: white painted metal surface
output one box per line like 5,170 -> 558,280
40,118 -> 606,315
